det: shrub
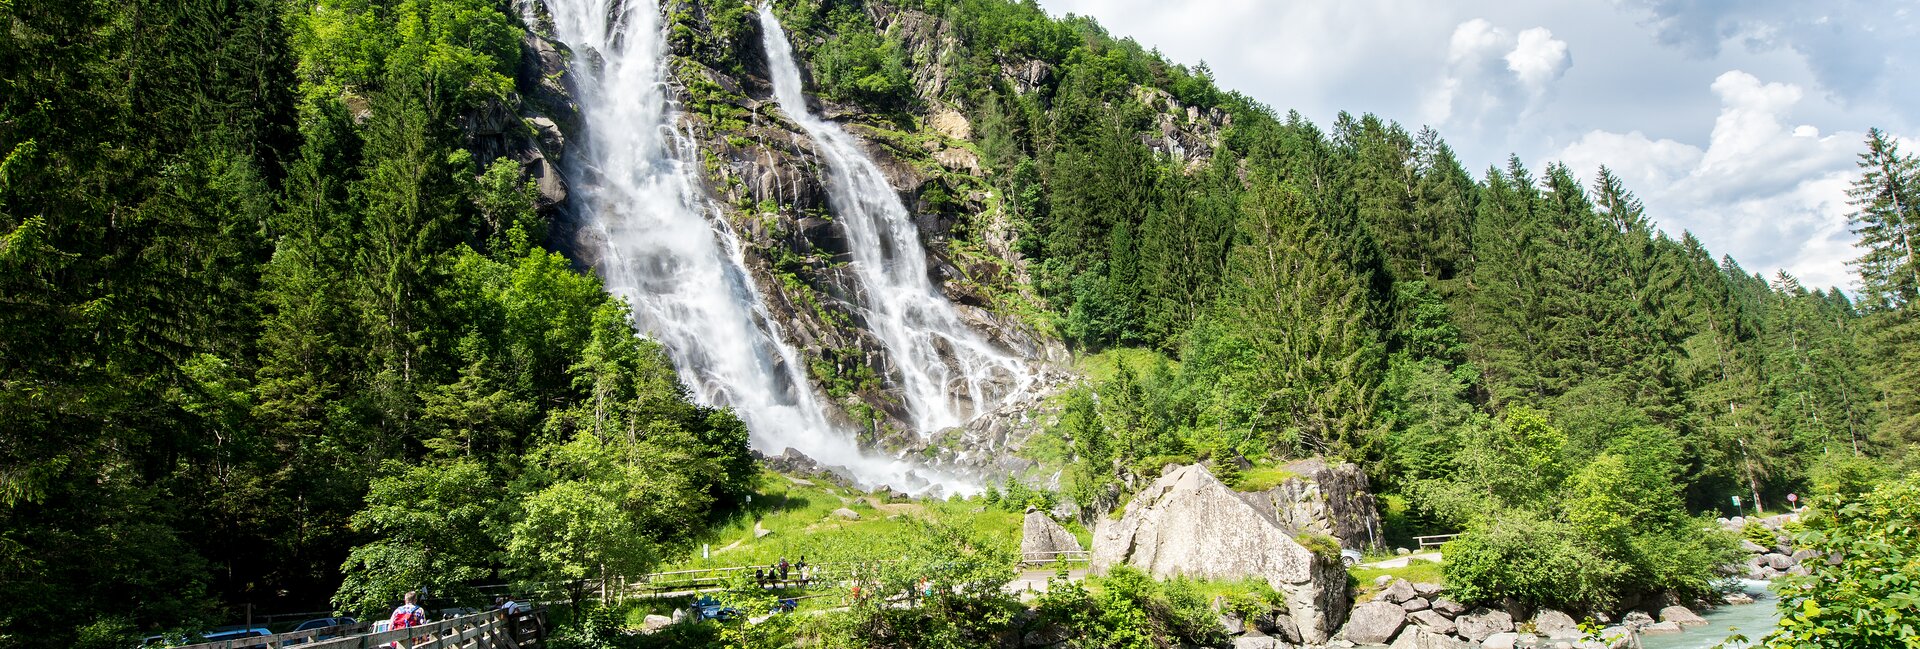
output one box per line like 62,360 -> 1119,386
1295,533 -> 1342,561
1742,521 -> 1779,548
1756,475 -> 1920,648
1442,513 -> 1624,611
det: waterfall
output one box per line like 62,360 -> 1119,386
757,5 -> 1035,434
542,0 -> 965,493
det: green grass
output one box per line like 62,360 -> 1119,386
1349,556 -> 1446,589
656,471 -> 1024,574
1231,466 -> 1302,492
1074,347 -> 1174,384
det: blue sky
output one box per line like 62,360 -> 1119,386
1036,0 -> 1918,291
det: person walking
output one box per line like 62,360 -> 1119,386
778,557 -> 789,582
389,592 -> 426,629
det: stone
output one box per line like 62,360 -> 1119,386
1022,622 -> 1071,646
1389,625 -> 1472,649
831,507 -> 861,521
1396,547 -> 1413,556
1381,579 -> 1419,604
1341,601 -> 1407,645
1740,539 -> 1769,553
1232,636 -> 1282,649
1481,632 -> 1520,649
1456,608 -> 1515,642
1641,621 -> 1682,634
1534,609 -> 1580,638
1407,610 -> 1455,635
669,608 -> 687,624
1658,606 -> 1708,628
1375,575 -> 1396,587
1430,598 -> 1467,617
1766,553 -> 1795,570
1093,464 -> 1349,643
1621,611 -> 1654,630
1791,548 -> 1817,562
1592,627 -> 1641,649
1400,597 -> 1431,612
1412,582 -> 1444,598
1020,508 -> 1084,563
641,614 -> 671,632
1725,592 -> 1755,605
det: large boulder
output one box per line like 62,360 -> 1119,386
1379,579 -> 1419,604
1020,507 -> 1083,563
1455,608 -> 1514,643
1407,610 -> 1455,635
1534,609 -> 1580,638
1390,625 -> 1473,649
1093,464 -> 1349,643
1232,458 -> 1386,550
1342,601 -> 1407,645
1658,606 -> 1708,628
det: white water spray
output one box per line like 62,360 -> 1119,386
542,0 -> 967,493
757,6 -> 1035,434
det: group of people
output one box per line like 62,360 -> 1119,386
753,556 -> 811,587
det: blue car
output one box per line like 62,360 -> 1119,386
691,595 -> 740,622
289,617 -> 358,643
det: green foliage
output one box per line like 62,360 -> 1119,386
1033,565 -> 1230,649
1294,533 -> 1341,561
1230,465 -> 1301,492
334,459 -> 501,615
814,519 -> 1021,648
1757,475 -> 1920,648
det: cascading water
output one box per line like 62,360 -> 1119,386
757,6 -> 1035,434
542,0 -> 965,493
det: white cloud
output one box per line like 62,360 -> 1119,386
1506,27 -> 1572,90
1424,20 -> 1571,133
1555,71 -> 1868,290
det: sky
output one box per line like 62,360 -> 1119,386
1034,0 -> 1919,291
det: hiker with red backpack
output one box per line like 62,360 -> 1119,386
390,591 -> 426,629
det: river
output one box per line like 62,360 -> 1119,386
1639,581 -> 1779,649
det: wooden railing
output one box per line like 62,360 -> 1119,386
169,609 -> 544,649
1414,533 -> 1459,550
1019,550 -> 1091,566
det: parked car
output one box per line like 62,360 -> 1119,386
288,616 -> 357,642
691,595 -> 739,622
1340,548 -> 1364,567
139,626 -> 272,647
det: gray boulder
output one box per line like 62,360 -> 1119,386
1232,636 -> 1284,649
1481,632 -> 1520,649
1400,597 -> 1431,612
831,507 -> 861,520
1431,598 -> 1467,617
1341,601 -> 1407,645
1534,609 -> 1580,638
1740,539 -> 1769,553
1407,610 -> 1455,635
1658,606 -> 1708,628
1020,508 -> 1083,563
1766,553 -> 1795,570
1380,579 -> 1419,604
1412,582 -> 1444,598
641,614 -> 671,633
1093,464 -> 1349,643
1389,625 -> 1472,649
1621,610 -> 1654,630
1456,608 -> 1515,642
1641,621 -> 1682,634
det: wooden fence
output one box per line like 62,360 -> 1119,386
1414,533 -> 1459,550
168,609 -> 545,649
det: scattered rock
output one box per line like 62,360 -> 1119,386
669,608 -> 687,624
1092,464 -> 1349,643
1232,636 -> 1283,649
1740,539 -> 1769,553
641,614 -> 671,632
1621,611 -> 1654,630
1407,610 -> 1455,635
1431,598 -> 1468,617
1658,606 -> 1708,628
1641,621 -> 1682,634
1389,624 -> 1473,649
1766,553 -> 1795,570
1456,608 -> 1515,642
1020,507 -> 1083,563
831,508 -> 862,521
1534,609 -> 1579,639
1218,612 -> 1245,635
1396,547 -> 1412,556
1375,575 -> 1396,587
1481,632 -> 1520,649
1341,601 -> 1407,645
1725,592 -> 1755,605
1380,579 -> 1419,604
1412,582 -> 1444,598
1400,597 -> 1431,612
1022,622 -> 1071,646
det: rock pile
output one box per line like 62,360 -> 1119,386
1019,507 -> 1083,563
1721,512 -> 1813,579
1325,579 -> 1647,649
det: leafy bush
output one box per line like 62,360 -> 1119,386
1742,521 -> 1779,548
1034,565 -> 1230,649
1294,533 -> 1342,561
1756,475 -> 1920,648
1442,512 -> 1625,611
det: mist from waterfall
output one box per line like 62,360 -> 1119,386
542,0 -> 967,493
757,5 -> 1035,435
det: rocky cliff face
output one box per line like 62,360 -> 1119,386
1234,458 -> 1385,551
1092,464 -> 1350,644
474,2 -> 576,220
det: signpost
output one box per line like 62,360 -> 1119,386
1787,493 -> 1798,508
1732,495 -> 1742,516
